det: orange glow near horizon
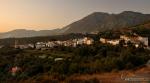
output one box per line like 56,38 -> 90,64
0,0 -> 150,32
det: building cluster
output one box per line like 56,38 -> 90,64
2,34 -> 148,50
100,34 -> 149,48
35,37 -> 94,49
14,44 -> 34,49
100,38 -> 120,46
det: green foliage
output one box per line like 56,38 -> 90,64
133,26 -> 150,37
0,43 -> 150,82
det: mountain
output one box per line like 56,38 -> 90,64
1,11 -> 150,39
0,29 -> 61,39
63,11 -> 150,33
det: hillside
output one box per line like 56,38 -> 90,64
63,11 -> 150,33
1,11 -> 150,39
0,21 -> 150,46
0,29 -> 61,39
0,44 -> 149,83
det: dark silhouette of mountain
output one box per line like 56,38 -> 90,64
0,29 -> 61,39
63,11 -> 150,33
0,11 -> 150,39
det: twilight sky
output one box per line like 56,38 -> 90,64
0,0 -> 150,32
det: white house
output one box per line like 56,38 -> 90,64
36,42 -> 46,49
14,44 -> 34,49
72,39 -> 78,47
76,37 -> 94,45
120,35 -> 131,42
120,35 -> 149,47
77,39 -> 84,45
54,58 -> 64,61
100,38 -> 107,44
46,42 -> 56,48
83,37 -> 94,45
107,40 -> 120,45
28,44 -> 34,48
100,38 -> 120,45
138,36 -> 149,46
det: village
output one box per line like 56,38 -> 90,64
7,33 -> 150,77
10,33 -> 149,50
0,33 -> 150,79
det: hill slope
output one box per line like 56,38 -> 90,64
0,29 -> 61,39
63,11 -> 150,33
1,11 -> 150,39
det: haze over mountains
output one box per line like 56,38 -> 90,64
0,11 -> 150,39
0,29 -> 62,39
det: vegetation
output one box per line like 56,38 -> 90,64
0,25 -> 150,82
0,42 -> 149,82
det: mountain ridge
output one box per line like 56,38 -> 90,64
63,11 -> 150,33
0,11 -> 150,39
0,29 -> 61,39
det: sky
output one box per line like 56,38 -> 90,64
0,0 -> 150,32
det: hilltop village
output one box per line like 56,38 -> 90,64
0,29 -> 150,83
8,33 -> 149,50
